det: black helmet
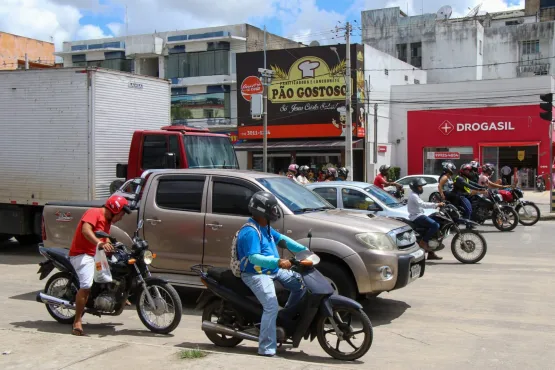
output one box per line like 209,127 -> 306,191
248,191 -> 280,222
379,165 -> 391,175
299,165 -> 310,175
409,177 -> 427,194
482,163 -> 495,175
442,162 -> 457,175
470,161 -> 480,171
338,167 -> 349,178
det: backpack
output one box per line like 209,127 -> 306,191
230,222 -> 261,277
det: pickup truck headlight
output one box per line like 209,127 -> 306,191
355,232 -> 396,251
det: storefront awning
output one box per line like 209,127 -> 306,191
234,139 -> 363,151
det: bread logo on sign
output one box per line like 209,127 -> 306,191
298,60 -> 320,78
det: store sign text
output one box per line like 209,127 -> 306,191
427,152 -> 460,160
439,120 -> 515,135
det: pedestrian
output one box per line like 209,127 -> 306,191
500,165 -> 512,185
68,195 -> 131,336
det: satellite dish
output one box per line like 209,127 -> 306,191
466,3 -> 482,18
436,5 -> 453,20
309,41 -> 320,47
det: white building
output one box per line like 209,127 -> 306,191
362,45 -> 427,179
55,24 -> 299,131
362,0 -> 555,84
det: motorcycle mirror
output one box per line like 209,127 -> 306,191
307,229 -> 313,251
94,231 -> 110,239
307,229 -> 312,238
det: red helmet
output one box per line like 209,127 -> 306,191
105,195 -> 131,215
459,163 -> 473,177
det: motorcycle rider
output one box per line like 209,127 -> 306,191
479,163 -> 512,189
408,178 -> 444,260
287,164 -> 299,182
374,165 -> 402,190
236,191 -> 308,357
437,162 -> 457,202
68,194 -> 131,336
325,167 -> 337,181
469,161 -> 481,183
453,164 -> 487,222
337,167 -> 349,181
296,165 -> 310,185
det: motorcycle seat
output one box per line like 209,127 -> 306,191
40,247 -> 77,276
206,267 -> 255,297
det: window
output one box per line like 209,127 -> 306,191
424,176 -> 438,184
522,40 -> 539,55
479,40 -> 483,55
414,79 -> 420,84
404,75 -> 409,81
166,50 -> 230,79
257,177 -> 333,213
171,91 -> 231,126
142,135 -> 168,170
168,135 -> 182,167
423,147 -> 474,175
410,42 -> 422,68
397,177 -> 413,186
396,44 -> 407,62
341,188 -> 374,210
212,180 -> 259,216
183,135 -> 239,169
156,178 -> 205,212
312,187 -> 338,207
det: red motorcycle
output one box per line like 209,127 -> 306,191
498,188 -> 541,226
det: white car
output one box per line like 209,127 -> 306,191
307,182 -> 434,219
385,175 -> 441,202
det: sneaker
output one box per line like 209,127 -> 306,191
427,252 -> 443,260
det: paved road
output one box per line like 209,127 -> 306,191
0,222 -> 554,369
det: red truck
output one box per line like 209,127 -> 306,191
110,125 -> 239,192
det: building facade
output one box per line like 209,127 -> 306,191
0,32 -> 55,70
56,24 -> 299,132
362,0 -> 555,83
389,75 -> 555,188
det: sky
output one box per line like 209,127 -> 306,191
0,0 -> 525,57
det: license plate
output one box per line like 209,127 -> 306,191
410,264 -> 421,280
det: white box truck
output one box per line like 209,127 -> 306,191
0,67 -> 170,244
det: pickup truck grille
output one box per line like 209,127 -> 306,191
393,227 -> 417,250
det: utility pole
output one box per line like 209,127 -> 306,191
551,120 -> 554,213
259,26 -> 274,173
364,78 -> 370,182
373,103 -> 378,165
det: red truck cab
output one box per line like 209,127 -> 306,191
112,126 -> 238,191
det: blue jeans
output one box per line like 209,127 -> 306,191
413,215 -> 440,242
241,269 -> 305,355
459,196 -> 472,219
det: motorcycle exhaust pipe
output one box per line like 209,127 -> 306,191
36,292 -> 75,310
201,321 -> 259,342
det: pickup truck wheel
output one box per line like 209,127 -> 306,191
316,261 -> 357,300
0,234 -> 13,243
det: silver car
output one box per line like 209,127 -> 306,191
307,181 -> 434,219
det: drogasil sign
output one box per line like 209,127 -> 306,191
438,120 -> 515,135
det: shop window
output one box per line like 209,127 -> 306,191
170,92 -> 231,126
312,187 -> 338,207
423,147 -> 474,175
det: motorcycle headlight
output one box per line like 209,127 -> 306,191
143,250 -> 154,265
355,232 -> 396,251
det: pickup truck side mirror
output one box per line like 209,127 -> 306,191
94,231 -> 110,239
368,203 -> 382,212
164,152 -> 177,169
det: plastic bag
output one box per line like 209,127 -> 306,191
94,247 -> 113,283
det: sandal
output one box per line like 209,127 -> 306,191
72,327 -> 85,336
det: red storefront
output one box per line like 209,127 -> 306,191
408,105 -> 555,188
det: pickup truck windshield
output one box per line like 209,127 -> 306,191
183,135 -> 239,169
257,177 -> 334,214
364,185 -> 403,208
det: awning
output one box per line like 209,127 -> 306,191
234,139 -> 363,151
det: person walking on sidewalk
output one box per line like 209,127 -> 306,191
68,195 -> 131,336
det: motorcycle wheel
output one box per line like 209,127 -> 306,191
451,230 -> 487,264
43,272 -> 78,324
316,306 -> 373,361
429,192 -> 442,203
516,202 -> 541,226
136,282 -> 182,334
202,300 -> 243,347
492,206 -> 519,232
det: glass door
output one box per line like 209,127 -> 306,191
482,147 -> 499,182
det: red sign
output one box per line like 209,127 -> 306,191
240,76 -> 263,101
357,127 -> 365,138
407,105 -> 551,175
429,152 -> 460,159
239,123 -> 342,139
378,145 -> 387,153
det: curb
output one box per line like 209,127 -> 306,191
539,214 -> 555,221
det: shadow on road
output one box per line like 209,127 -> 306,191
175,341 -> 364,365
0,240 -> 42,265
10,290 -> 41,302
10,320 -> 176,339
362,297 -> 411,327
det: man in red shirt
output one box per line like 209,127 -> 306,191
69,195 -> 131,336
374,165 -> 402,190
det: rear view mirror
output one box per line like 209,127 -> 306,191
164,152 -> 177,169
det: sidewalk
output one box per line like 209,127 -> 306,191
522,190 -> 554,220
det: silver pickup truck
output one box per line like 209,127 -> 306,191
42,169 -> 425,300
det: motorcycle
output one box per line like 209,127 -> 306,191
387,187 -> 406,202
192,233 -> 373,361
498,187 -> 541,226
396,203 -> 487,264
536,174 -> 546,192
35,220 -> 182,334
468,189 -> 519,232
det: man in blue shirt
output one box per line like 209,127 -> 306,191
337,167 -> 348,181
237,191 -> 307,357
